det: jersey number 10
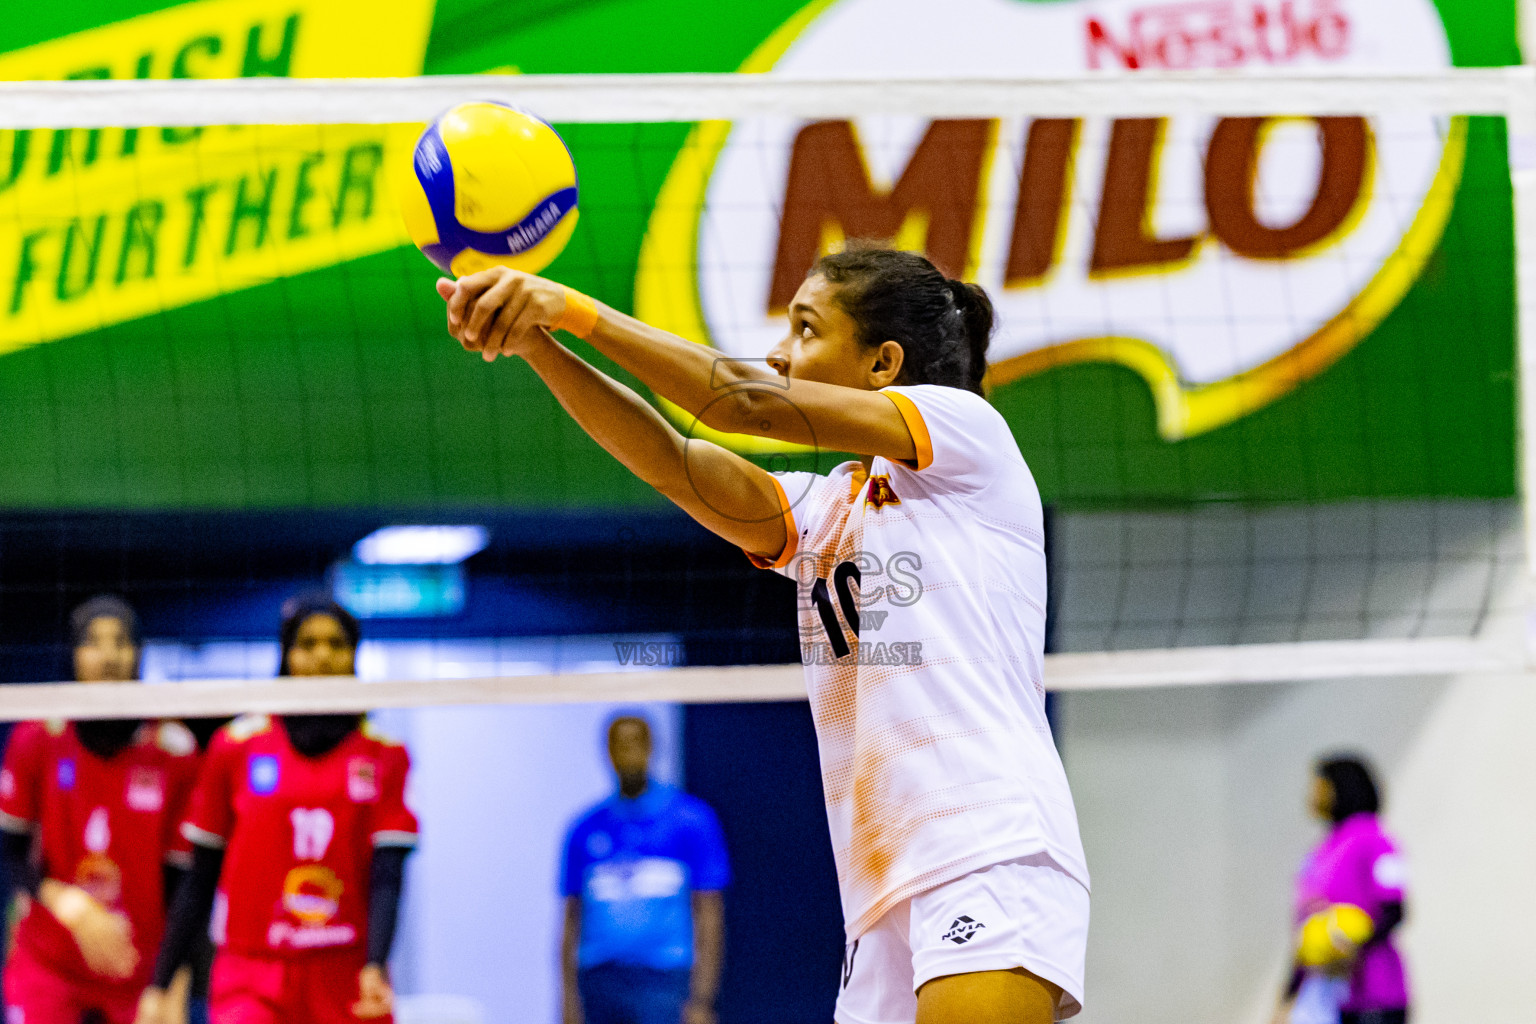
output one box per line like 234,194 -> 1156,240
811,561 -> 862,658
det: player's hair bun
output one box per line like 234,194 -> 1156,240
812,244 -> 995,396
945,278 -> 994,393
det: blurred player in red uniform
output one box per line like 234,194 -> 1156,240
1,595 -> 201,1024
135,596 -> 417,1024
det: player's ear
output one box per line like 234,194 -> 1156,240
867,340 -> 904,388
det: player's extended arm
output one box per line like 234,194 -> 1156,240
353,846 -> 411,1020
366,846 -> 410,967
162,863 -> 188,913
454,311 -> 791,561
440,269 -> 918,464
686,891 -> 725,1024
158,860 -> 195,1024
561,896 -> 584,1024
1,826 -> 40,896
146,843 -> 223,988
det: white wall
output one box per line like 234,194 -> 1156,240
382,701 -> 682,1024
1057,670 -> 1536,1024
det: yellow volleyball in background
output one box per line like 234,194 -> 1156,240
393,101 -> 579,277
1297,903 -> 1375,968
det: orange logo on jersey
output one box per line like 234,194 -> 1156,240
866,475 -> 901,510
281,865 -> 344,925
74,853 -> 122,906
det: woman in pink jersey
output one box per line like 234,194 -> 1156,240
434,245 -> 1090,1024
1279,756 -> 1409,1024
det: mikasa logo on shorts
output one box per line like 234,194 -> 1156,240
942,916 -> 986,945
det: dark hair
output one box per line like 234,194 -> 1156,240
1316,755 -> 1381,822
607,712 -> 653,745
812,246 -> 994,395
70,595 -> 145,755
277,594 -> 363,757
70,594 -> 141,650
278,593 -> 360,677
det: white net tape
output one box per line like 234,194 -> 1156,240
0,635 -> 1522,722
0,69 -> 1533,126
1,71 -> 1532,717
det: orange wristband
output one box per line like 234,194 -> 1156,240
551,287 -> 599,339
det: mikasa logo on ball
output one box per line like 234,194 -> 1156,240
507,196 -> 577,254
415,137 -> 445,177
636,0 -> 1460,442
396,102 -> 581,278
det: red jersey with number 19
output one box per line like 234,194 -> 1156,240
0,720 -> 199,987
182,715 -> 418,958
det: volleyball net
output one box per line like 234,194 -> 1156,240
1,67 -> 1534,719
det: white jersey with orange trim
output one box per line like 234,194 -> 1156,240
749,383 -> 1088,939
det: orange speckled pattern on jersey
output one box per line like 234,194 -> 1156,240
761,385 -> 1088,939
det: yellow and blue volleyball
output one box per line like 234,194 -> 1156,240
394,101 -> 578,277
1297,903 -> 1375,968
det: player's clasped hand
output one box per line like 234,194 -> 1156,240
436,266 -> 568,362
353,963 -> 396,1019
44,880 -> 139,981
132,985 -> 169,1024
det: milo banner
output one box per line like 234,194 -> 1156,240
0,0 -> 1519,510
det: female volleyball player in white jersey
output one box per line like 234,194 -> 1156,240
436,245 -> 1090,1024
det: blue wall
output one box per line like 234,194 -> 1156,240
684,702 -> 844,1024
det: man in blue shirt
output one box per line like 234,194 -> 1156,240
561,715 -> 730,1024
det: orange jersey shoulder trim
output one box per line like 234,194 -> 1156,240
883,391 -> 933,471
745,473 -> 800,570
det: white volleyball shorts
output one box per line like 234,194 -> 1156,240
834,853 -> 1089,1024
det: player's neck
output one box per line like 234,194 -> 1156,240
618,775 -> 649,800
281,713 -> 361,758
74,719 -> 142,759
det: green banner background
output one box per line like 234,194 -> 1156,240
0,0 -> 1520,510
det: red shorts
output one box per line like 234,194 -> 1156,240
2,939 -> 140,1024
209,949 -> 391,1024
